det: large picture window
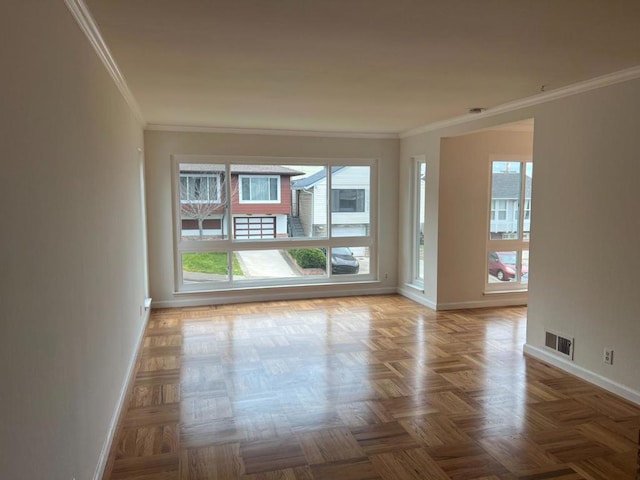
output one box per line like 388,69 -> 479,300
487,160 -> 533,290
173,157 -> 377,292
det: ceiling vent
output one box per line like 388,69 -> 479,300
545,330 -> 574,360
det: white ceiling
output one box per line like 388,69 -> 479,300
85,0 -> 640,134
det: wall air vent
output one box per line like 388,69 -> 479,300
544,329 -> 574,360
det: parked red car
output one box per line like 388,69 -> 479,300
488,251 -> 527,281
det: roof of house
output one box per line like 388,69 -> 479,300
291,166 -> 346,189
180,164 -> 304,176
492,172 -> 532,199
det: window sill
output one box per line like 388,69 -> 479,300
484,288 -> 528,295
404,282 -> 424,293
174,279 -> 381,295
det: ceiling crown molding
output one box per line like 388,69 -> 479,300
400,65 -> 640,138
145,124 -> 399,140
65,0 -> 145,126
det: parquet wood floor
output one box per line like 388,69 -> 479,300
103,295 -> 640,480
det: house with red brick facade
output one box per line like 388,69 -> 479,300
179,164 -> 303,239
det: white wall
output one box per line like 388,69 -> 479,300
0,2 -> 146,479
313,183 -> 328,224
298,190 -> 314,235
144,130 -> 399,307
526,80 -> 640,397
400,77 -> 640,399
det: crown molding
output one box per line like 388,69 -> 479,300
145,124 -> 399,139
60,3 -> 640,142
65,0 -> 146,126
400,65 -> 640,138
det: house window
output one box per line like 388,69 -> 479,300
491,200 -> 508,221
487,160 -> 533,290
180,174 -> 221,203
179,164 -> 227,241
331,189 -> 365,212
239,175 -> 280,203
173,157 -> 377,292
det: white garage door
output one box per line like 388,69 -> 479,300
234,217 -> 276,239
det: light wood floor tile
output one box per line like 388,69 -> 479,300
528,427 -> 614,463
400,413 -> 473,447
426,442 -> 511,479
479,434 -> 555,475
180,444 -> 243,479
240,437 -> 307,474
370,447 -> 450,480
298,427 -> 364,464
351,421 -> 420,455
110,453 -> 179,480
310,457 -> 381,480
240,466 -> 314,480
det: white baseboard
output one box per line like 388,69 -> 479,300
397,286 -> 437,310
152,286 -> 398,309
397,287 -> 526,311
523,344 -> 640,406
437,297 -> 527,310
93,307 -> 151,480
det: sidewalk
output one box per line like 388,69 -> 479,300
235,250 -> 299,279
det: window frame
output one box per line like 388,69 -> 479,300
410,156 -> 426,288
171,155 -> 378,293
486,157 -> 532,292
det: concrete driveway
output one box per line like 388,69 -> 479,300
235,249 -> 299,279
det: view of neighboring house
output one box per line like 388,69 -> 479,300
180,164 -> 304,240
291,166 -> 370,236
490,171 -> 532,239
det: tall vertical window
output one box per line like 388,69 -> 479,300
487,160 -> 532,289
412,157 -> 426,286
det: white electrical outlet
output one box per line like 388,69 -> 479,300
603,348 -> 614,365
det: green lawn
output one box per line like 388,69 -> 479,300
182,252 -> 243,275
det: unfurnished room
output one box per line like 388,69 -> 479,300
1,1 -> 640,479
